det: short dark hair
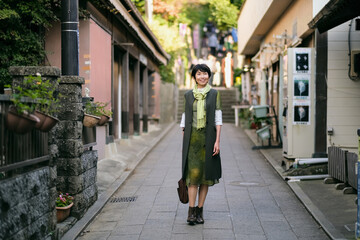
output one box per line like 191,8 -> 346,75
191,64 -> 211,79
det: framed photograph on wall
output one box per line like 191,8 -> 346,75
293,75 -> 310,99
293,102 -> 310,125
293,48 -> 311,74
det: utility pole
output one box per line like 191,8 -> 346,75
61,0 -> 79,76
145,0 -> 153,24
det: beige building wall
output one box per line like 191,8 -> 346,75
263,0 -> 313,44
327,21 -> 360,152
237,0 -> 273,54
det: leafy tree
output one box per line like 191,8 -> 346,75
230,0 -> 245,10
0,1 -> 60,91
131,0 -> 146,15
147,15 -> 186,83
178,2 -> 210,30
208,0 -> 238,30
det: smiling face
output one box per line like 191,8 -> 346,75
195,70 -> 209,88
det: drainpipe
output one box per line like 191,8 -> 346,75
61,0 -> 79,76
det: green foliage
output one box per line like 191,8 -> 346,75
0,0 -> 60,88
208,0 -> 238,30
149,15 -> 187,53
131,0 -> 146,15
34,77 -> 61,116
178,3 -> 210,30
147,15 -> 187,83
230,0 -> 245,9
9,76 -> 41,115
9,75 -> 60,115
56,193 -> 74,207
84,101 -> 112,117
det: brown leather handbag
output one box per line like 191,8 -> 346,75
177,178 -> 188,204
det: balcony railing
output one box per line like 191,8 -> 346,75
0,95 -> 50,176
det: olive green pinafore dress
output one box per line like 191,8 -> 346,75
184,91 -> 221,186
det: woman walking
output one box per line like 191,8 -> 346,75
180,64 -> 222,225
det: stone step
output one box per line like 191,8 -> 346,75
177,88 -> 237,123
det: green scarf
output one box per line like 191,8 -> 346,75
193,84 -> 211,129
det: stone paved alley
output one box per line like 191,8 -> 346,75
77,124 -> 329,240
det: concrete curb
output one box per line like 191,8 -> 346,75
61,122 -> 176,240
243,128 -> 347,240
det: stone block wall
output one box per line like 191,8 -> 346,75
0,167 -> 56,240
1,68 -> 98,239
0,66 -> 61,239
160,82 -> 176,123
55,76 -> 98,220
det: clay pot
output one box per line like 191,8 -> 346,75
5,108 -> 40,134
56,202 -> 73,223
83,113 -> 100,128
97,115 -> 110,126
34,111 -> 59,132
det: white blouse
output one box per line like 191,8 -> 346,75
179,110 -> 223,128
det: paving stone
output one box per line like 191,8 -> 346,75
266,230 -> 298,240
172,223 -> 204,234
261,220 -> 292,233
86,221 -> 117,232
292,226 -> 329,237
203,229 -> 235,239
203,218 -> 233,229
171,233 -> 203,240
110,225 -> 143,235
76,231 -> 111,240
78,124 -> 329,239
139,228 -> 172,240
107,234 -> 140,240
235,234 -> 267,240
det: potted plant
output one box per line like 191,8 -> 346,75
55,193 -> 74,223
83,101 -> 101,127
5,80 -> 40,134
5,74 -> 60,133
31,74 -> 60,132
94,101 -> 112,126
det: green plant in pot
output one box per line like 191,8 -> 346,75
5,78 -> 40,134
83,101 -> 101,128
31,75 -> 60,132
83,101 -> 112,127
56,192 -> 74,223
94,101 -> 112,126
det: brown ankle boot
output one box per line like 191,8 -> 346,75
196,206 -> 204,224
187,207 -> 196,225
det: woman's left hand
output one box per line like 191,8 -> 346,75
213,141 -> 220,156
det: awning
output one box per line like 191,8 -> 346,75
308,0 -> 360,33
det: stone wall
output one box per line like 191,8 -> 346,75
0,67 -> 98,239
0,66 -> 60,240
0,167 -> 56,240
55,76 -> 98,220
160,82 -> 176,123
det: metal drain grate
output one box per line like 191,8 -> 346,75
110,196 -> 138,203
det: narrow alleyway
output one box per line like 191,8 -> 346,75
77,124 -> 329,240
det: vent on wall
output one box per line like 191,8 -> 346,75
350,50 -> 360,78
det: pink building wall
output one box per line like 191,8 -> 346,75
45,19 -> 111,108
45,19 -> 112,160
89,19 -> 112,107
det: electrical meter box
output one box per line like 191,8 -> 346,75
282,48 -> 315,159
